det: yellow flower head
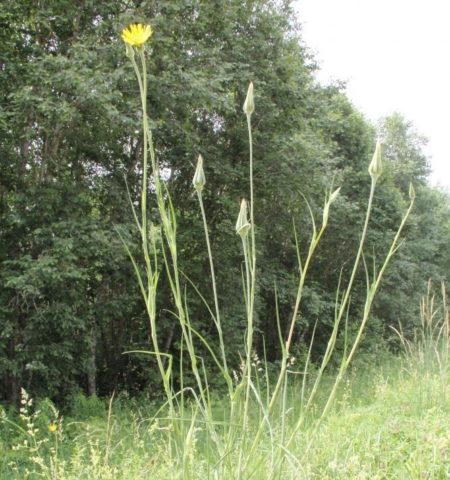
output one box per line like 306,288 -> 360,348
48,422 -> 57,433
121,23 -> 152,47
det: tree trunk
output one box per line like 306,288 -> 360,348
87,325 -> 97,396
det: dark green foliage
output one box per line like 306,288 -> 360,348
1,0 -> 448,404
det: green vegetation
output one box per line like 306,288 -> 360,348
1,334 -> 448,478
1,284 -> 447,478
1,1 -> 449,478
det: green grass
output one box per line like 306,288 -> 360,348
1,352 -> 448,479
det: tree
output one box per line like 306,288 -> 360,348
1,1 -> 448,403
369,114 -> 449,343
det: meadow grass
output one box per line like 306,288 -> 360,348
1,280 -> 449,478
1,347 -> 448,479
2,278 -> 449,479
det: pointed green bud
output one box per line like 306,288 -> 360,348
409,182 -> 415,201
322,187 -> 341,226
243,82 -> 254,116
368,141 -> 382,181
322,187 -> 340,227
193,154 -> 206,192
236,199 -> 251,237
329,187 -> 341,204
125,43 -> 135,59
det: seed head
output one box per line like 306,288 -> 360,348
236,199 -> 251,238
243,82 -> 255,116
322,187 -> 341,226
368,141 -> 383,181
192,154 -> 206,193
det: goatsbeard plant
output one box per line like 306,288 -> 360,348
120,23 -> 414,478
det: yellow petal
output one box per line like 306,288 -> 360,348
121,23 -> 153,46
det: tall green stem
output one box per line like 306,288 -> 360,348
129,50 -> 172,407
303,179 -> 377,415
245,217 -> 327,464
196,190 -> 233,394
236,112 -> 256,479
135,52 -> 214,432
319,192 -> 415,420
245,113 -> 256,408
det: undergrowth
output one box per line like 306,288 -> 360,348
1,348 -> 448,479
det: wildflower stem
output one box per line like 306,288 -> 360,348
136,51 -> 211,427
269,222 -> 326,410
246,113 -> 256,390
304,181 -> 376,409
129,50 -> 173,410
283,178 -> 380,462
196,190 -> 233,394
237,112 -> 256,479
245,218 -> 327,466
320,190 -> 415,420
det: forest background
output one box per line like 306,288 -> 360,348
1,0 -> 449,406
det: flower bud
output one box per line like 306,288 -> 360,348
125,43 -> 135,59
243,82 -> 254,116
236,199 -> 251,237
322,187 -> 340,226
329,187 -> 341,204
192,154 -> 206,192
368,141 -> 382,181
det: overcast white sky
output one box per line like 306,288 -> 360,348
294,0 -> 450,188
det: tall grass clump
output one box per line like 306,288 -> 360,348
394,279 -> 449,379
115,23 -> 417,478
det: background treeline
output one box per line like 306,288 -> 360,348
1,0 -> 449,405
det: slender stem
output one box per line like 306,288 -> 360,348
320,193 -> 415,419
129,51 -> 172,407
196,191 -> 233,393
242,236 -> 251,318
303,179 -> 377,414
129,54 -> 153,285
245,114 -> 256,416
248,114 -> 255,263
247,115 -> 256,346
285,180 -> 415,464
245,222 -> 326,463
268,228 -> 324,410
135,52 -> 217,443
236,113 -> 256,479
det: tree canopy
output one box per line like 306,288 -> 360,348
1,0 -> 448,404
